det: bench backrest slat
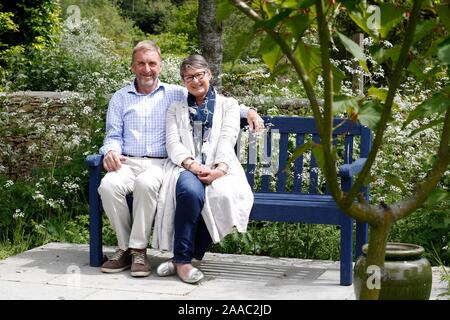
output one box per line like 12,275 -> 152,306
292,133 -> 305,193
361,126 -> 372,157
245,131 -> 257,187
309,133 -> 320,194
344,134 -> 354,164
260,129 -> 271,192
276,132 -> 289,192
239,116 -> 371,195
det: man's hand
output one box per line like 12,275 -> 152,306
103,150 -> 126,172
247,108 -> 264,132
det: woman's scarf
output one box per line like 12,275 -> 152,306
187,86 -> 216,164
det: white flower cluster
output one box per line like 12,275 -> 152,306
13,209 -> 24,219
32,190 -> 45,201
370,78 -> 446,202
4,180 -> 14,188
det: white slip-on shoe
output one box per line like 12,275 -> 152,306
178,267 -> 204,284
156,260 -> 176,277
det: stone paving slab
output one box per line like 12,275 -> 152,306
0,242 -> 447,300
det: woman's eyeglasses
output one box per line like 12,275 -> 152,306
183,71 -> 207,83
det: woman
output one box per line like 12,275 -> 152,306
152,54 -> 254,284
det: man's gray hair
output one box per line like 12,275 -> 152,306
180,54 -> 210,78
132,40 -> 162,64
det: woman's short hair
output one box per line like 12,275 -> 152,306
132,40 -> 162,64
180,54 -> 210,78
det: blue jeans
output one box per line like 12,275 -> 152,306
173,170 -> 212,264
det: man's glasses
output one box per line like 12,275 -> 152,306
183,71 -> 207,83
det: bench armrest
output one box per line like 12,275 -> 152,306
339,158 -> 367,178
339,158 -> 368,193
85,153 -> 103,168
85,153 -> 104,206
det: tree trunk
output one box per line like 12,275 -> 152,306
359,215 -> 393,300
197,0 -> 223,89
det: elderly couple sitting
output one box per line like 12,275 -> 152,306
97,41 -> 258,284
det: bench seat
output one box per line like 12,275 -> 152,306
85,116 -> 372,286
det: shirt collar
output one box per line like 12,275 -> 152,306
127,78 -> 166,95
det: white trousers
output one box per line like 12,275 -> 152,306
98,157 -> 165,250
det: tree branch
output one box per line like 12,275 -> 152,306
346,201 -> 388,226
342,0 -> 425,207
229,0 -> 324,136
316,0 -> 342,201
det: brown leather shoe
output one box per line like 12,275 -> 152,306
130,249 -> 151,277
101,249 -> 131,273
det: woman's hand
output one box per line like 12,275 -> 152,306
197,167 -> 225,185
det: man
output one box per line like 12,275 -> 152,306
98,40 -> 263,277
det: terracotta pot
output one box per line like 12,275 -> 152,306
353,242 -> 432,300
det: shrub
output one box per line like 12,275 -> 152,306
3,18 -> 132,94
59,0 -> 144,58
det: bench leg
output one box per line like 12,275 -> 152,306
355,221 -> 368,257
339,215 -> 353,286
89,186 -> 103,267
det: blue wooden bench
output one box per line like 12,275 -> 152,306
85,116 -> 371,286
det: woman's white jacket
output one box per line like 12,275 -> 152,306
151,93 -> 254,252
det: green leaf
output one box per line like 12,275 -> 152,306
332,65 -> 345,94
348,3 -> 404,40
284,142 -> 312,173
285,12 -> 311,37
0,12 -> 18,32
216,0 -> 234,23
279,0 -> 300,9
437,36 -> 450,66
337,32 -> 369,73
348,10 -> 378,39
425,188 -> 450,207
280,0 -> 317,9
311,143 -> 325,171
332,95 -> 358,114
278,0 -> 298,9
384,173 -> 407,193
403,92 -> 450,128
255,9 -> 291,30
357,100 -> 383,130
295,41 -> 322,86
368,87 -> 399,111
378,3 -> 405,39
299,0 -> 317,9
259,35 -> 282,72
436,4 -> 450,31
367,87 -> 388,102
413,20 -> 437,44
372,45 -> 401,64
261,0 -> 278,19
366,5 -> 381,35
